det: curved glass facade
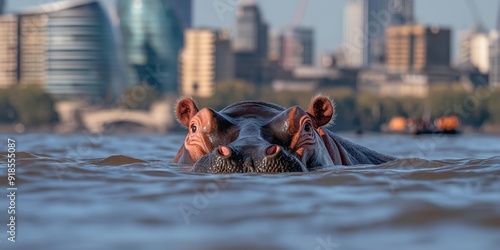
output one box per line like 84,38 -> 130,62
168,0 -> 192,29
44,2 -> 116,100
118,0 -> 184,93
2,0 -> 120,102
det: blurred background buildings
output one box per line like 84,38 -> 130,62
459,26 -> 490,74
179,28 -> 233,97
117,0 -> 185,94
168,0 -> 192,30
1,0 -> 500,132
233,1 -> 268,85
281,27 -> 314,69
2,0 -> 500,100
0,0 -> 120,102
385,25 -> 451,73
490,5 -> 500,88
343,0 -> 414,68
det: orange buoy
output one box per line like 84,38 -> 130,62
435,116 -> 460,131
388,117 -> 407,132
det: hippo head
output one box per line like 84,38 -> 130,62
173,96 -> 337,173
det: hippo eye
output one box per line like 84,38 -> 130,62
304,122 -> 312,132
191,124 -> 198,133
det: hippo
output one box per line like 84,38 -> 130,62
173,95 -> 395,173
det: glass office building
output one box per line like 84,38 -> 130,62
0,0 -> 120,102
118,0 -> 184,93
344,0 -> 414,67
168,0 -> 192,29
233,1 -> 268,84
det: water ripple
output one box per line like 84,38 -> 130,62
2,133 -> 500,250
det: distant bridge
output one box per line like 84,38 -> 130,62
56,100 -> 175,133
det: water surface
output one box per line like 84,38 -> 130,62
0,132 -> 499,250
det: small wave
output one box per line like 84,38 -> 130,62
0,151 -> 52,160
90,155 -> 148,166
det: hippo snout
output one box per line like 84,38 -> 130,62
191,144 -> 306,173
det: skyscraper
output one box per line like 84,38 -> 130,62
343,0 -> 413,68
391,0 -> 413,24
234,1 -> 268,84
117,0 -> 184,93
180,29 -> 233,97
459,26 -> 489,73
168,0 -> 192,29
0,0 -> 5,14
0,15 -> 17,87
386,24 -> 451,72
490,32 -> 500,87
0,0 -> 121,102
282,27 -> 314,69
268,30 -> 283,62
234,0 -> 267,56
490,4 -> 500,88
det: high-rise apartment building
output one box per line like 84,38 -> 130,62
490,32 -> 500,87
179,29 -> 233,97
268,31 -> 283,62
282,27 -> 314,69
234,0 -> 267,56
0,15 -> 17,87
385,24 -> 451,72
343,0 -> 413,67
489,4 -> 500,88
234,1 -> 268,84
459,27 -> 489,73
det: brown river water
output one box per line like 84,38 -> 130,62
0,132 -> 499,250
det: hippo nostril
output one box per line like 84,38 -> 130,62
266,145 -> 280,156
217,146 -> 231,157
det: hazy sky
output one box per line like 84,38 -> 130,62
6,0 -> 500,62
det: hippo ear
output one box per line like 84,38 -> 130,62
176,98 -> 199,127
306,96 -> 335,127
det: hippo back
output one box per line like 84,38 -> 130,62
220,101 -> 285,121
325,130 -> 395,165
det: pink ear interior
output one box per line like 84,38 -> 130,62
307,96 -> 334,127
176,98 -> 199,127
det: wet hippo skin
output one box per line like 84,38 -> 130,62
173,95 -> 395,173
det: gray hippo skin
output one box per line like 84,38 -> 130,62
173,95 -> 395,173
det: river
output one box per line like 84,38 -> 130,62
0,132 -> 499,250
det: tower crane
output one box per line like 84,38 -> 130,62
282,0 -> 310,70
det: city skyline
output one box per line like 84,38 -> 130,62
1,0 -> 500,134
343,0 -> 414,67
1,0 -> 498,97
5,0 -> 500,62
